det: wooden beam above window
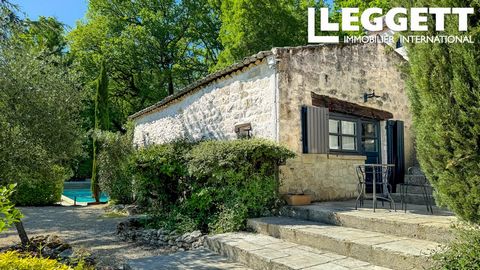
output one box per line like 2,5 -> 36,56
311,92 -> 393,120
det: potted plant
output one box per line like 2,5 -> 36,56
282,192 -> 312,206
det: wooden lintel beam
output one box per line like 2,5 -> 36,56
311,92 -> 393,120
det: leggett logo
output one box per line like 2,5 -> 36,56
308,7 -> 475,44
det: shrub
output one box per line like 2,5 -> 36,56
186,139 -> 294,232
0,184 -> 22,233
96,129 -> 134,204
12,166 -> 68,206
132,139 -> 295,233
131,140 -> 192,210
432,225 -> 480,270
0,251 -> 92,270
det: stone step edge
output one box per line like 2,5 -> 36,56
390,193 -> 436,206
205,232 -> 392,270
247,217 -> 442,270
279,206 -> 453,243
395,184 -> 434,194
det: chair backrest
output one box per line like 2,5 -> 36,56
406,167 -> 429,185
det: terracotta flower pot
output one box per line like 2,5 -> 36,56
283,194 -> 312,206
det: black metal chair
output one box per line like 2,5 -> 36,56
398,167 -> 433,214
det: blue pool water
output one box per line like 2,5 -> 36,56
63,189 -> 109,203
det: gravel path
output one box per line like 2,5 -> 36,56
0,205 -> 171,268
0,205 -> 251,269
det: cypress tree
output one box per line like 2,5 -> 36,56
91,61 -> 109,202
406,0 -> 480,222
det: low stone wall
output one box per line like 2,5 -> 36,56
280,154 -> 366,201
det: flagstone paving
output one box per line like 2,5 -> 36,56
125,248 -> 250,270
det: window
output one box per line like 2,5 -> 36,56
301,106 -> 380,155
329,119 -> 357,151
361,122 -> 377,152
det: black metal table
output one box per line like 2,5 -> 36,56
354,164 -> 396,212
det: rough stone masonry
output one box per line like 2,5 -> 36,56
131,43 -> 411,202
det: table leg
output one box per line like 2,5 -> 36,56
373,168 -> 376,212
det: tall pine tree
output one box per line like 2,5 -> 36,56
405,0 -> 480,222
91,61 -> 109,202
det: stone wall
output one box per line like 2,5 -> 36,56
131,43 -> 413,202
280,154 -> 366,201
276,43 -> 411,201
133,60 -> 277,146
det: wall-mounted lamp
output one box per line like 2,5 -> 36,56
363,90 -> 381,102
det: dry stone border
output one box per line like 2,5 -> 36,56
116,218 -> 206,252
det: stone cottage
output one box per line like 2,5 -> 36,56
130,43 -> 411,201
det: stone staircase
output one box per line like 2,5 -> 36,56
205,201 -> 455,270
390,170 -> 436,207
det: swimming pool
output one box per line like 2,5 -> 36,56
63,189 -> 109,203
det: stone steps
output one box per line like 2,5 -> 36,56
390,193 -> 435,206
247,217 -> 442,270
279,204 -> 454,243
125,248 -> 251,270
395,184 -> 433,195
206,232 -> 391,270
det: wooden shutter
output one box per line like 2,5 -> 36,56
301,106 -> 329,154
387,120 -> 405,191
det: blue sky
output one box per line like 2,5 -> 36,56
14,0 -> 88,29
13,0 -> 334,30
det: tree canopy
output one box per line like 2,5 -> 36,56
214,0 -> 325,70
0,5 -> 84,204
68,0 -> 222,130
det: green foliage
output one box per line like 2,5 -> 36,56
95,61 -> 110,131
0,184 -> 22,232
131,140 -> 192,210
145,207 -> 198,233
0,251 -> 92,270
14,16 -> 67,56
92,61 -> 110,202
132,139 -> 295,233
402,0 -> 480,223
0,23 -> 84,205
432,225 -> 480,270
67,0 -> 222,131
96,127 -> 134,204
215,0 -> 324,70
13,166 -> 67,206
0,0 -> 20,40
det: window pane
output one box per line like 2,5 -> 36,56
329,120 -> 339,134
362,123 -> 376,137
362,138 -> 377,152
329,135 -> 339,150
342,136 -> 356,150
342,121 -> 356,135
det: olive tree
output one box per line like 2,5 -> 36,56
0,36 -> 84,205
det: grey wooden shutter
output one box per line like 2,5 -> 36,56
301,106 -> 329,154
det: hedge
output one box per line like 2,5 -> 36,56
12,166 -> 68,206
131,139 -> 295,233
